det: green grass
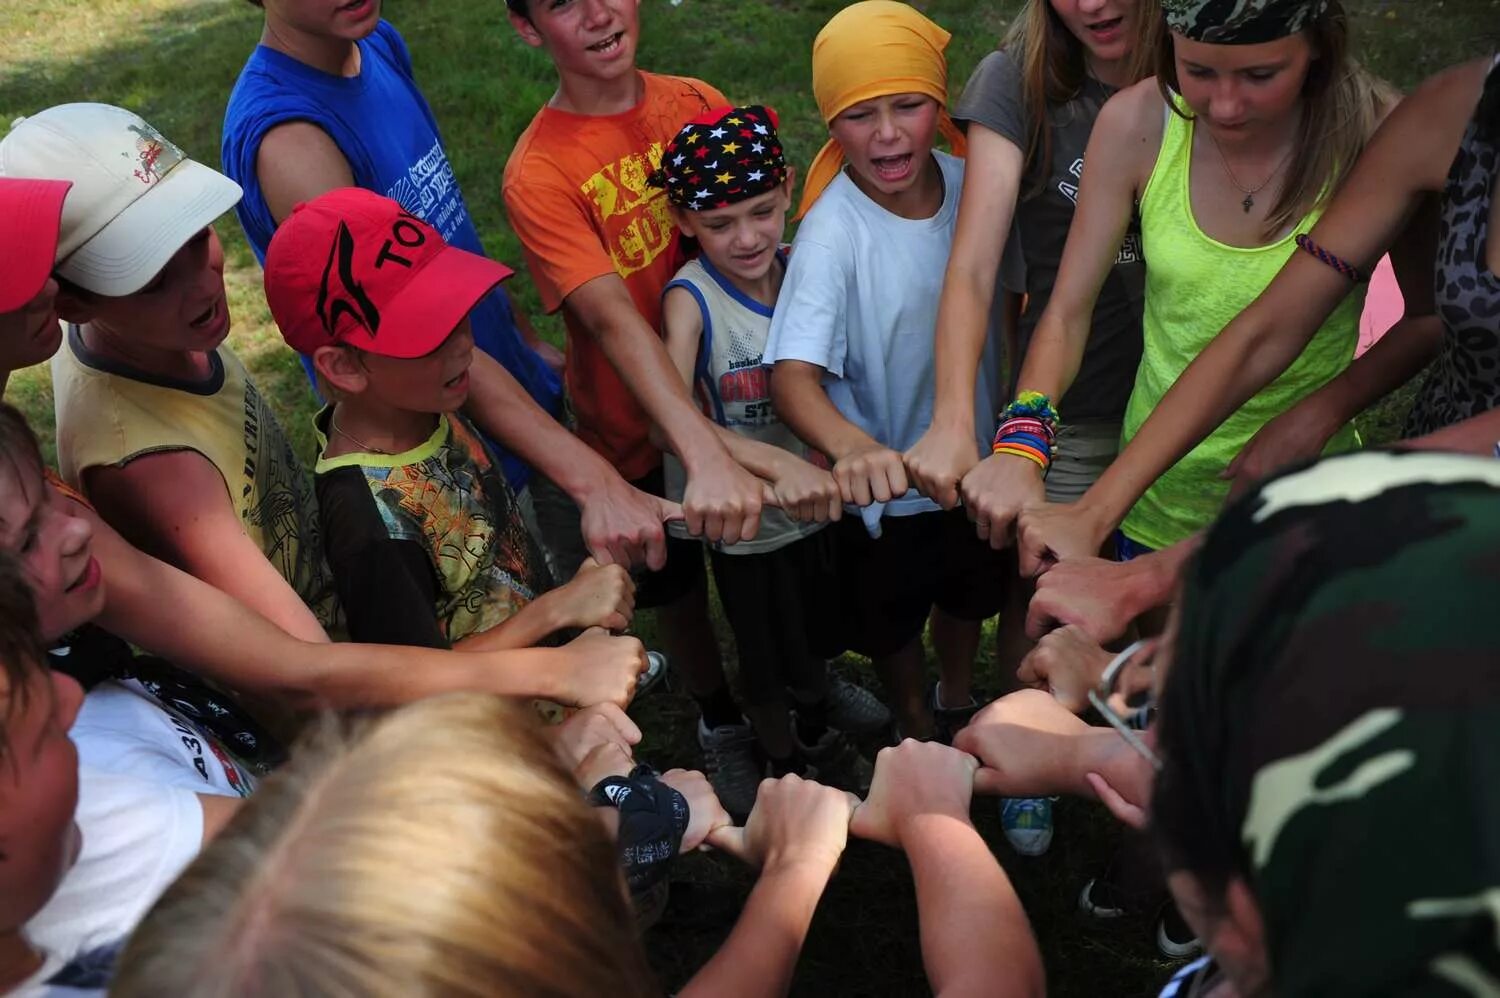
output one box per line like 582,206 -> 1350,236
2,0 -> 1496,994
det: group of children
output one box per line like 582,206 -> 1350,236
3,0 -> 1500,992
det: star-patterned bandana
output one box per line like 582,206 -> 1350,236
648,105 -> 789,211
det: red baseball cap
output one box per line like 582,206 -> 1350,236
264,187 -> 512,358
0,177 -> 72,313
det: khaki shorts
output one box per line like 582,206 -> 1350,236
1045,420 -> 1122,505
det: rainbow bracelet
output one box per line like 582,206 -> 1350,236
991,392 -> 1060,476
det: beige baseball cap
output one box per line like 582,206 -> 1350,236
0,103 -> 242,296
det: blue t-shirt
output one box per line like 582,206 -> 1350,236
222,20 -> 561,491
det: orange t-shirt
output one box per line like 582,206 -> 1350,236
503,72 -> 726,481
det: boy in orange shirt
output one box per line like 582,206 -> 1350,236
502,0 -> 782,807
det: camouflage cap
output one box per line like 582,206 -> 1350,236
1162,0 -> 1329,44
1155,450 -> 1500,997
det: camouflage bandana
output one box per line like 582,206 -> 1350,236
1160,450 -> 1500,997
647,105 -> 789,211
1162,0 -> 1329,44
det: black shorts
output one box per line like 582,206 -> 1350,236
629,466 -> 706,609
835,507 -> 1009,659
709,527 -> 842,707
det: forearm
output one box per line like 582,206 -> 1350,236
1119,536 -> 1199,618
588,313 -> 730,473
1306,314 -> 1444,430
464,352 -> 624,500
452,594 -> 569,652
678,858 -> 835,998
930,268 -> 996,431
1404,406 -> 1500,455
1077,312 -> 1309,527
92,521 -> 569,708
904,816 -> 1044,998
772,364 -> 882,462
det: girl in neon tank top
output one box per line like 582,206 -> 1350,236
963,0 -> 1413,567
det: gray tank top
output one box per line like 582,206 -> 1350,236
664,254 -> 825,554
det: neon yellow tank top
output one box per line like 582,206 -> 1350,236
1119,96 -> 1364,550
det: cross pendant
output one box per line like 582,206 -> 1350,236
1242,193 -> 1254,213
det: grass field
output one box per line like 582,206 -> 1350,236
2,0 -> 1496,994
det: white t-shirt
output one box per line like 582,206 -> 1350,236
18,768 -> 207,995
72,681 -> 256,799
764,150 -> 1000,518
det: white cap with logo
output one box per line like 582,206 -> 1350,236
0,103 -> 242,297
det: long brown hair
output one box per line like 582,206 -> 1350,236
1155,1 -> 1396,238
1003,0 -> 1161,197
111,694 -> 660,998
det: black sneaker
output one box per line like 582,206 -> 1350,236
795,727 -> 874,795
929,683 -> 982,745
697,717 -> 762,820
822,676 -> 892,735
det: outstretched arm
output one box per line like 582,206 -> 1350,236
1025,62 -> 1484,566
850,740 -> 1044,997
689,776 -> 859,998
84,493 -> 643,710
906,124 -> 1026,510
652,288 -> 838,522
959,82 -> 1160,548
564,274 -> 767,545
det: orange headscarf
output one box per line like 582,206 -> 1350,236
796,1 -> 968,220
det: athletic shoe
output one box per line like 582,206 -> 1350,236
929,683 -> 982,745
823,676 -> 892,735
636,650 -> 668,697
999,796 -> 1054,856
1077,878 -> 1129,920
1155,901 -> 1204,960
796,727 -> 875,795
697,717 -> 762,820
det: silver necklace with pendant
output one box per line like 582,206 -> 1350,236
1205,128 -> 1294,213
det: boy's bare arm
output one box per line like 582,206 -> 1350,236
256,122 -> 357,225
566,274 -> 769,544
83,451 -> 331,644
82,492 -> 643,710
655,288 -> 833,521
771,359 -> 908,508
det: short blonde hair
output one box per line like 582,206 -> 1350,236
112,694 -> 658,998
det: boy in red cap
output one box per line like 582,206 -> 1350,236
266,188 -> 640,667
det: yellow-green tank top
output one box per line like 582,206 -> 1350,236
1119,96 -> 1364,550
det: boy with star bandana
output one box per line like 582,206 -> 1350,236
502,0 -> 777,810
647,106 -> 890,810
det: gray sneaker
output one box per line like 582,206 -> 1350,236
823,676 -> 892,735
796,728 -> 874,795
697,718 -> 762,819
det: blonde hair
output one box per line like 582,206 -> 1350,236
111,694 -> 658,998
1155,1 -> 1396,238
1003,0 -> 1162,197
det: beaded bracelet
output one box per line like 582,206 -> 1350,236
992,391 -> 1060,475
1294,233 -> 1365,283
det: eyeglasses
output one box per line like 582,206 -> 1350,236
1087,639 -> 1163,772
